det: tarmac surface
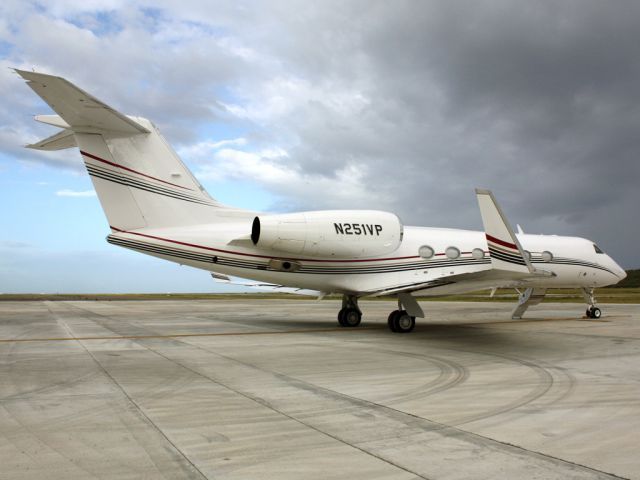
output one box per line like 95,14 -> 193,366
0,299 -> 638,480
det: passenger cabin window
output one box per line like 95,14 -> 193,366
594,244 -> 604,254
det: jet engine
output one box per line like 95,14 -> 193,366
250,210 -> 403,259
251,210 -> 403,259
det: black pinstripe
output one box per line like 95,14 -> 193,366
488,246 -> 527,266
86,163 -> 217,206
107,235 -> 617,277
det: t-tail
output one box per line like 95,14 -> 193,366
16,69 -> 250,231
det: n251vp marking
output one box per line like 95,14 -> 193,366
334,223 -> 383,236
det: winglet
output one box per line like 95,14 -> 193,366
475,189 -> 534,274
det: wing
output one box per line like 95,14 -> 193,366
367,269 -> 535,297
366,189 -> 554,298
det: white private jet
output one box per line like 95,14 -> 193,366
17,70 -> 626,332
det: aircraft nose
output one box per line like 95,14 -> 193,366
618,266 -> 627,280
610,257 -> 626,280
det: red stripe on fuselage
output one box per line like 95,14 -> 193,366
80,150 -> 193,191
109,226 -> 423,264
485,233 -> 517,250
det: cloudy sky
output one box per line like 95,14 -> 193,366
1,0 -> 638,293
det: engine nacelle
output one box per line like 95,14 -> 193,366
251,210 -> 403,258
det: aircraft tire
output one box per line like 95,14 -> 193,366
337,309 -> 347,326
590,306 -> 602,319
342,308 -> 362,327
388,310 -> 400,332
585,308 -> 592,318
394,311 -> 415,333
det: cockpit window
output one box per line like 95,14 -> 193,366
593,244 -> 604,254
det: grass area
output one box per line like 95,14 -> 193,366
0,293 -> 302,302
1,288 -> 639,303
611,269 -> 640,288
415,288 -> 640,304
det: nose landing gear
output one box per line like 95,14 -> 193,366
586,306 -> 602,319
582,288 -> 602,319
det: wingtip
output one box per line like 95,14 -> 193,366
12,67 -> 30,77
475,188 -> 492,195
13,68 -> 57,83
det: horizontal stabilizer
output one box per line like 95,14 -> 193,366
34,114 -> 71,129
26,129 -> 77,150
15,69 -> 150,135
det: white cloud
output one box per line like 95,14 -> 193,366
222,76 -> 370,123
190,142 -> 385,211
177,137 -> 247,163
55,189 -> 96,197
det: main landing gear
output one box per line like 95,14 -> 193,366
336,292 -> 423,333
582,288 -> 602,319
387,309 -> 415,333
388,293 -> 423,333
337,295 -> 362,327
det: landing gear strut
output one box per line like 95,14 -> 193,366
582,288 -> 602,319
337,295 -> 362,327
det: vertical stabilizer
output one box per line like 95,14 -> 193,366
16,69 -> 252,231
74,133 -> 147,230
75,122 -> 226,229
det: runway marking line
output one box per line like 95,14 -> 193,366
0,326 -> 385,344
473,317 -> 614,325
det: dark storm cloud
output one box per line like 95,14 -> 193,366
232,1 -> 640,265
2,0 -> 639,267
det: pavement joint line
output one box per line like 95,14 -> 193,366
50,301 -> 430,479
146,340 -> 433,480
174,333 -> 629,480
6,300 -> 634,479
47,305 -> 209,480
0,326 -> 387,343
